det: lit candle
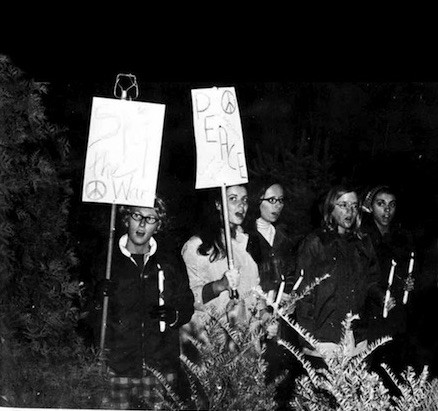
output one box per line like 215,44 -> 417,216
292,269 -> 304,291
275,279 -> 285,306
158,266 -> 165,332
383,260 -> 397,318
388,259 -> 396,286
403,252 -> 415,304
408,252 -> 415,274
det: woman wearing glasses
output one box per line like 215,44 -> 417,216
89,198 -> 194,410
293,184 -> 385,363
245,179 -> 300,406
245,179 -> 297,298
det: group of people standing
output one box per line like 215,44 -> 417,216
84,180 -> 432,410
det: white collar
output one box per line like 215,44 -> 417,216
256,217 -> 276,246
119,234 -> 157,265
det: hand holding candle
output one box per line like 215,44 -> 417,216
158,267 -> 165,332
383,259 -> 397,318
275,275 -> 286,306
403,252 -> 415,304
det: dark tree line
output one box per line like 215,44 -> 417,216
2,52 -> 438,406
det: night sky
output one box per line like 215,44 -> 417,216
3,46 -> 438,240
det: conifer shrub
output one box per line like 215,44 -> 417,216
275,279 -> 432,410
152,276 -> 435,411
152,292 -> 282,410
0,54 -> 106,408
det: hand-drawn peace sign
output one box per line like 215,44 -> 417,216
85,180 -> 107,200
221,90 -> 237,114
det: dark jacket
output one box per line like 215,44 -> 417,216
91,239 -> 194,378
246,223 -> 298,293
361,215 -> 415,340
294,227 -> 383,345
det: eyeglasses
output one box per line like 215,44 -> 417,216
130,212 -> 160,225
335,202 -> 359,211
261,197 -> 287,205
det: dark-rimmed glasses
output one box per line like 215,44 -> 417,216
130,212 -> 160,225
261,197 -> 286,205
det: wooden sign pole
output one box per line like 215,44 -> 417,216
220,183 -> 237,299
98,82 -> 131,367
99,202 -> 117,355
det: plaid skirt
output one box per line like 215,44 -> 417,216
101,367 -> 177,410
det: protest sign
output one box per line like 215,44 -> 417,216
82,97 -> 165,207
191,87 -> 248,189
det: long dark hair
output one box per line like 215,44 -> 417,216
195,185 -> 247,263
244,178 -> 285,228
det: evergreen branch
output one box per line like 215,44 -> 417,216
179,355 -> 207,410
293,273 -> 331,303
350,336 -> 392,369
144,364 -> 187,411
277,312 -> 321,350
277,339 -> 323,387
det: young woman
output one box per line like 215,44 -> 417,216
294,185 -> 385,360
89,197 -> 194,409
245,180 -> 297,295
180,184 -> 260,345
361,185 -> 415,372
245,180 -> 300,406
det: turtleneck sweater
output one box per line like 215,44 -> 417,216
256,217 -> 276,246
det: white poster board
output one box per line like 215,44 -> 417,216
82,97 -> 165,207
191,87 -> 248,189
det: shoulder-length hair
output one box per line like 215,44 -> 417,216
322,184 -> 363,237
119,196 -> 168,233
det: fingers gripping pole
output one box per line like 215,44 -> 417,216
220,184 -> 237,299
99,203 -> 117,355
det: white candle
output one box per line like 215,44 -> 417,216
275,280 -> 285,306
383,289 -> 391,318
266,290 -> 275,305
293,269 -> 304,291
403,252 -> 415,304
383,260 -> 397,318
388,259 -> 396,286
408,252 -> 415,274
158,267 -> 165,332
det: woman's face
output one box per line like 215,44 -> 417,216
259,183 -> 285,224
225,185 -> 249,228
371,192 -> 396,230
331,191 -> 359,234
126,206 -> 161,253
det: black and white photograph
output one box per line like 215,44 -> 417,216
2,42 -> 438,410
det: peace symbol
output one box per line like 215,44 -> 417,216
221,90 -> 237,114
85,180 -> 107,200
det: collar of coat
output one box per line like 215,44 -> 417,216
118,234 -> 158,266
